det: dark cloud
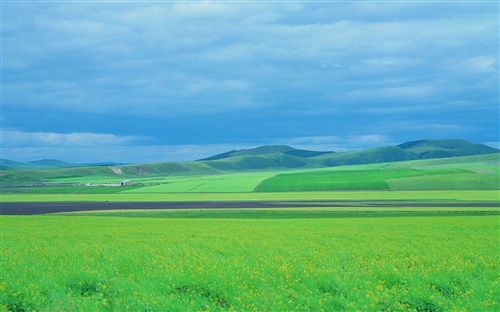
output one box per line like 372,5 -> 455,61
2,2 -> 498,162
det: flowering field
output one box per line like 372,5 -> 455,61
1,212 -> 498,311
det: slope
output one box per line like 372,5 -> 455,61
28,159 -> 79,168
398,139 -> 499,158
198,145 -> 299,161
1,139 -> 498,187
256,153 -> 500,192
311,146 -> 418,166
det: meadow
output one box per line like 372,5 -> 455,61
1,211 -> 499,311
1,154 -> 499,311
2,154 -> 499,195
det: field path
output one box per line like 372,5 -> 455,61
1,200 -> 498,215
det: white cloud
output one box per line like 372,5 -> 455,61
1,131 -> 146,148
460,56 -> 498,73
2,1 -> 498,159
394,122 -> 464,133
483,142 -> 500,149
0,143 -> 255,163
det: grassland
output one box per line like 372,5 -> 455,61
1,152 -> 498,311
1,211 -> 498,311
1,154 -> 498,201
2,190 -> 499,203
254,168 -> 487,192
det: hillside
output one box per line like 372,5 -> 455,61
1,159 -> 79,170
398,139 -> 499,158
0,159 -> 43,170
1,139 -> 498,186
28,159 -> 78,168
312,146 -> 417,166
198,145 -> 331,161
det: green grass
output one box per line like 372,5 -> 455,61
2,190 -> 499,202
1,213 -> 498,311
64,208 -> 500,219
122,172 -> 279,193
255,168 -> 484,192
0,186 -> 146,195
387,173 -> 500,190
2,154 -> 498,193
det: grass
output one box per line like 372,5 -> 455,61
2,154 -> 498,194
63,208 -> 500,219
121,172 -> 279,193
254,168 -> 497,192
2,190 -> 499,202
2,153 -> 498,311
387,172 -> 500,190
0,186 -> 146,195
1,212 -> 498,311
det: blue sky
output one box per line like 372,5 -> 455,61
2,1 -> 499,163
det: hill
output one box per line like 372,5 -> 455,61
28,159 -> 79,168
1,139 -> 498,186
198,140 -> 498,169
311,146 -> 417,166
0,159 -> 43,170
198,145 -> 331,161
398,139 -> 499,158
1,159 -> 80,170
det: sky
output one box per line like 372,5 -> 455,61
1,1 -> 499,164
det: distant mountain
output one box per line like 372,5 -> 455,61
311,140 -> 498,167
198,145 -> 297,160
198,145 -> 330,161
81,162 -> 131,167
0,159 -> 127,170
312,146 -> 417,167
397,139 -> 499,159
28,159 -> 78,168
196,140 -> 498,169
0,159 -> 43,170
1,140 -> 498,185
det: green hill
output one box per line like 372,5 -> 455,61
312,146 -> 417,166
0,159 -> 42,170
28,159 -> 78,168
1,139 -> 498,186
398,139 -> 498,158
1,159 -> 79,169
198,145 -> 298,160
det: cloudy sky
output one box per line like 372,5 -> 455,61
2,1 -> 499,163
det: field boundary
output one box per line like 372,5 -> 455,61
2,200 -> 499,215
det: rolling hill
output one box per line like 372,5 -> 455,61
1,159 -> 79,170
27,159 -> 79,169
1,139 -> 498,186
397,139 -> 499,158
199,139 -> 498,169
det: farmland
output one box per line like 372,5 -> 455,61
1,212 -> 498,311
1,154 -> 499,200
1,151 -> 499,311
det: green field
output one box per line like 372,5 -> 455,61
1,211 -> 498,311
2,190 -> 499,203
2,156 -> 499,203
2,154 -> 499,199
1,153 -> 499,311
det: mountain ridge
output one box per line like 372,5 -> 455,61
1,139 -> 498,171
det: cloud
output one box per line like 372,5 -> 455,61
2,2 -> 498,163
483,142 -> 500,149
1,131 -> 146,148
0,143 -> 255,164
283,135 -> 393,152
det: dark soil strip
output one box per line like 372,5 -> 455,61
1,201 -> 499,215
